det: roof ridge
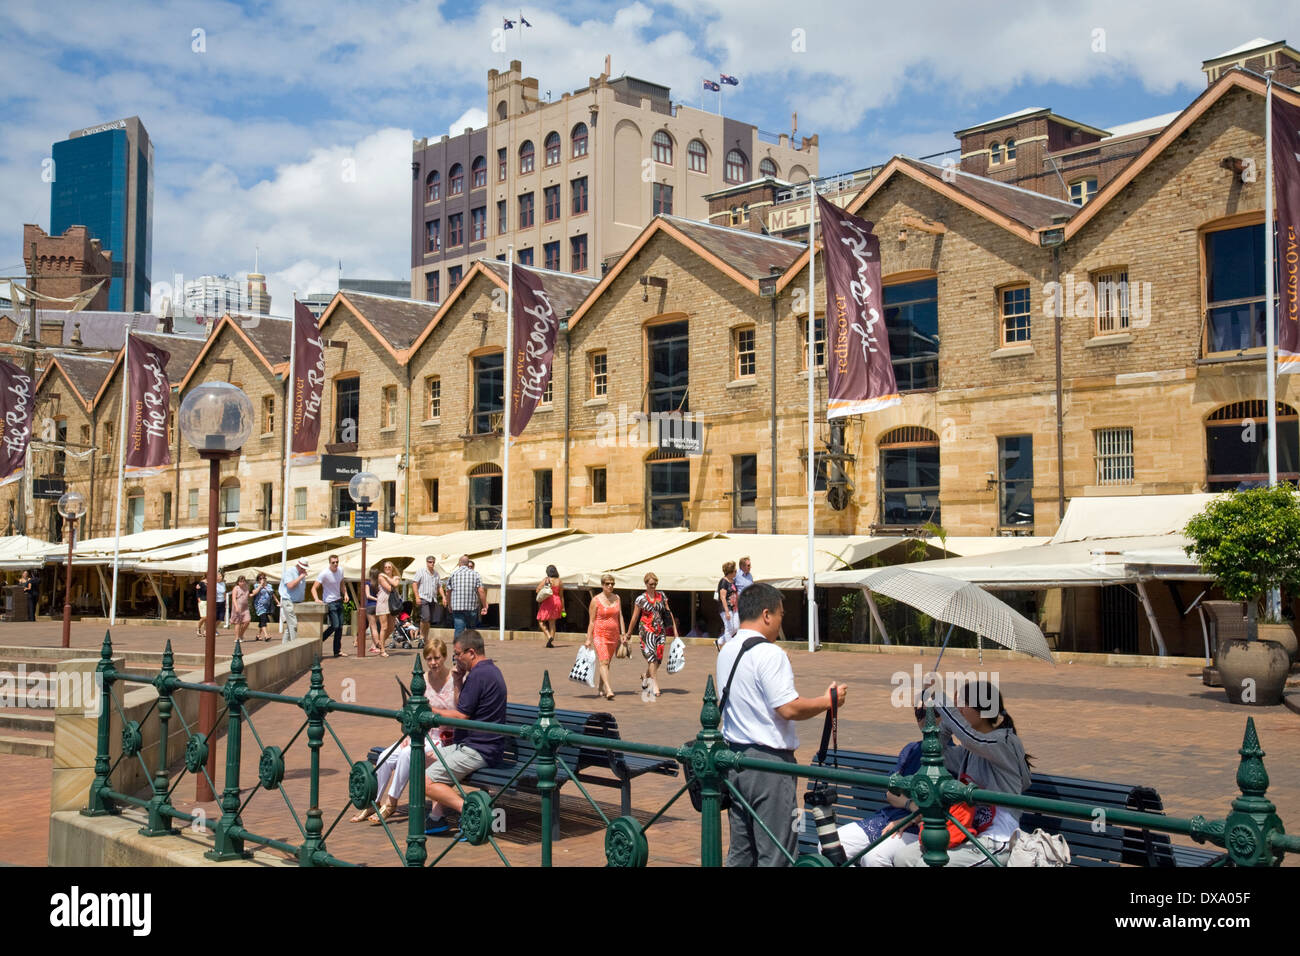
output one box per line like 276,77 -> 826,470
480,259 -> 600,284
906,157 -> 1079,208
660,213 -> 809,249
340,290 -> 435,305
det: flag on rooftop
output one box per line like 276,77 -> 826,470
720,74 -> 739,86
503,17 -> 515,29
520,14 -> 532,27
703,79 -> 720,91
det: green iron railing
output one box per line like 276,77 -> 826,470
81,632 -> 1300,867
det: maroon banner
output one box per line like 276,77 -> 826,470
509,264 -> 559,437
1275,93 -> 1300,374
291,299 -> 325,458
816,193 -> 900,417
125,335 -> 172,471
0,359 -> 34,486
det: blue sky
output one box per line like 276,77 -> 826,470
1,1 -> 1293,312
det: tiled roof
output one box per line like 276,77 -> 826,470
479,261 -> 599,316
50,354 -> 113,405
134,331 -> 205,381
338,292 -> 436,351
899,158 -> 1079,231
659,215 -> 807,278
232,315 -> 293,368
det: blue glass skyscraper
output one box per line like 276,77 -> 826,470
50,117 -> 153,312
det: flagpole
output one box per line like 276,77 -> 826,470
109,328 -> 130,626
806,180 -> 817,654
279,297 -> 298,591
1265,71 -> 1280,621
501,248 -> 514,641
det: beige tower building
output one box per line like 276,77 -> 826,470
410,60 -> 818,300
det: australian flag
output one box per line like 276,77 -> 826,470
703,78 -> 720,91
520,14 -> 532,26
720,74 -> 739,86
503,17 -> 515,28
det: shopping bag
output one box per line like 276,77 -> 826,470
569,646 -> 596,687
666,636 -> 686,674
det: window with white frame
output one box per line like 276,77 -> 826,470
426,376 -> 441,419
590,350 -> 608,398
735,326 -> 756,378
1095,428 -> 1134,485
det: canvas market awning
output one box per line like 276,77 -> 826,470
476,529 -> 721,588
0,535 -> 63,570
134,529 -> 356,576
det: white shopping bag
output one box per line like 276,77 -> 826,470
569,645 -> 597,687
666,636 -> 686,675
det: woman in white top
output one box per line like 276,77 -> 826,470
352,638 -> 460,824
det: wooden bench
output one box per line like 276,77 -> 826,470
796,749 -> 1223,867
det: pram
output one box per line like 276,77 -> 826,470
389,599 -> 424,649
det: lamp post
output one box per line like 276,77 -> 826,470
57,491 -> 86,649
178,381 -> 253,803
348,471 -> 381,658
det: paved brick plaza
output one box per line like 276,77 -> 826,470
3,620 -> 1297,866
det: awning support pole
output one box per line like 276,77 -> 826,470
1135,580 -> 1168,656
861,588 -> 890,645
145,573 -> 167,621
95,566 -> 109,617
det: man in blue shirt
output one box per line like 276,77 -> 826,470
279,558 -> 309,644
735,556 -> 754,593
424,629 -> 507,830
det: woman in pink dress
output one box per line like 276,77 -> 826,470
535,564 -> 564,648
585,575 -> 625,700
230,575 -> 251,644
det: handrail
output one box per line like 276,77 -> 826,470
80,630 -> 1297,867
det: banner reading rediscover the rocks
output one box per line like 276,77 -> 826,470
1274,93 -> 1300,374
291,299 -> 325,460
0,359 -> 34,486
509,263 -> 558,437
816,193 -> 901,417
125,335 -> 172,473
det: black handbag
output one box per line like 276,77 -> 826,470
684,635 -> 765,812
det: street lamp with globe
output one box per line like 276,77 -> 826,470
178,381 -> 253,802
348,471 -> 381,657
57,490 -> 86,649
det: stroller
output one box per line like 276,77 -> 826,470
388,599 -> 424,650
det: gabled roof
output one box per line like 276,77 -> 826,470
92,331 -> 207,408
773,154 -> 1078,290
325,291 -> 436,360
176,314 -> 293,392
954,107 -> 1109,139
1062,70 -> 1300,242
568,215 -> 806,328
34,354 -> 114,411
407,260 -> 600,357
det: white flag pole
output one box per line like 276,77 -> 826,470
279,297 -> 298,587
501,250 -> 514,641
1265,71 -> 1280,620
807,180 -> 817,653
109,328 -> 130,626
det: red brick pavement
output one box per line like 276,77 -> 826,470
4,623 -> 1298,866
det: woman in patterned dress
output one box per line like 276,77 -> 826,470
625,572 -> 676,699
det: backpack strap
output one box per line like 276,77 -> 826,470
718,636 -> 767,714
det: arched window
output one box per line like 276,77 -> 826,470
571,122 -> 588,158
425,170 -> 440,202
725,149 -> 748,183
688,139 -> 707,173
449,163 -> 464,196
471,155 -> 486,188
989,142 -> 1003,165
544,131 -> 561,166
519,140 -> 535,174
653,130 -> 673,165
759,157 -> 778,178
1004,138 -> 1017,161
877,427 -> 940,529
496,100 -> 507,121
468,463 -> 503,530
1206,401 -> 1300,491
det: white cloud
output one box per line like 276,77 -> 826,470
447,108 -> 489,139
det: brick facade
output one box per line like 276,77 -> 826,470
22,224 -> 112,311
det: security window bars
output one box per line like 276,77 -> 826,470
1095,428 -> 1134,485
1094,269 -> 1130,335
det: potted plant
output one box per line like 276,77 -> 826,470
1184,486 -> 1300,705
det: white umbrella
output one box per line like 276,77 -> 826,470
860,565 -> 1054,665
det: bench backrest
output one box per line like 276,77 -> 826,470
499,703 -> 610,767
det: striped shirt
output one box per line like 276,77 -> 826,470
447,566 -> 483,611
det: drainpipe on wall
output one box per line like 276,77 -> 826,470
1053,245 -> 1065,521
404,361 -> 412,534
561,310 -> 572,528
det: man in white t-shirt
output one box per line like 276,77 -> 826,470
312,554 -> 349,658
716,582 -> 847,867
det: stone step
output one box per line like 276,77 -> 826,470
0,713 -> 54,734
0,647 -> 218,668
0,733 -> 54,758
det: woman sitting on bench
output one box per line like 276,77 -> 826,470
351,638 -> 459,825
891,677 -> 1033,867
